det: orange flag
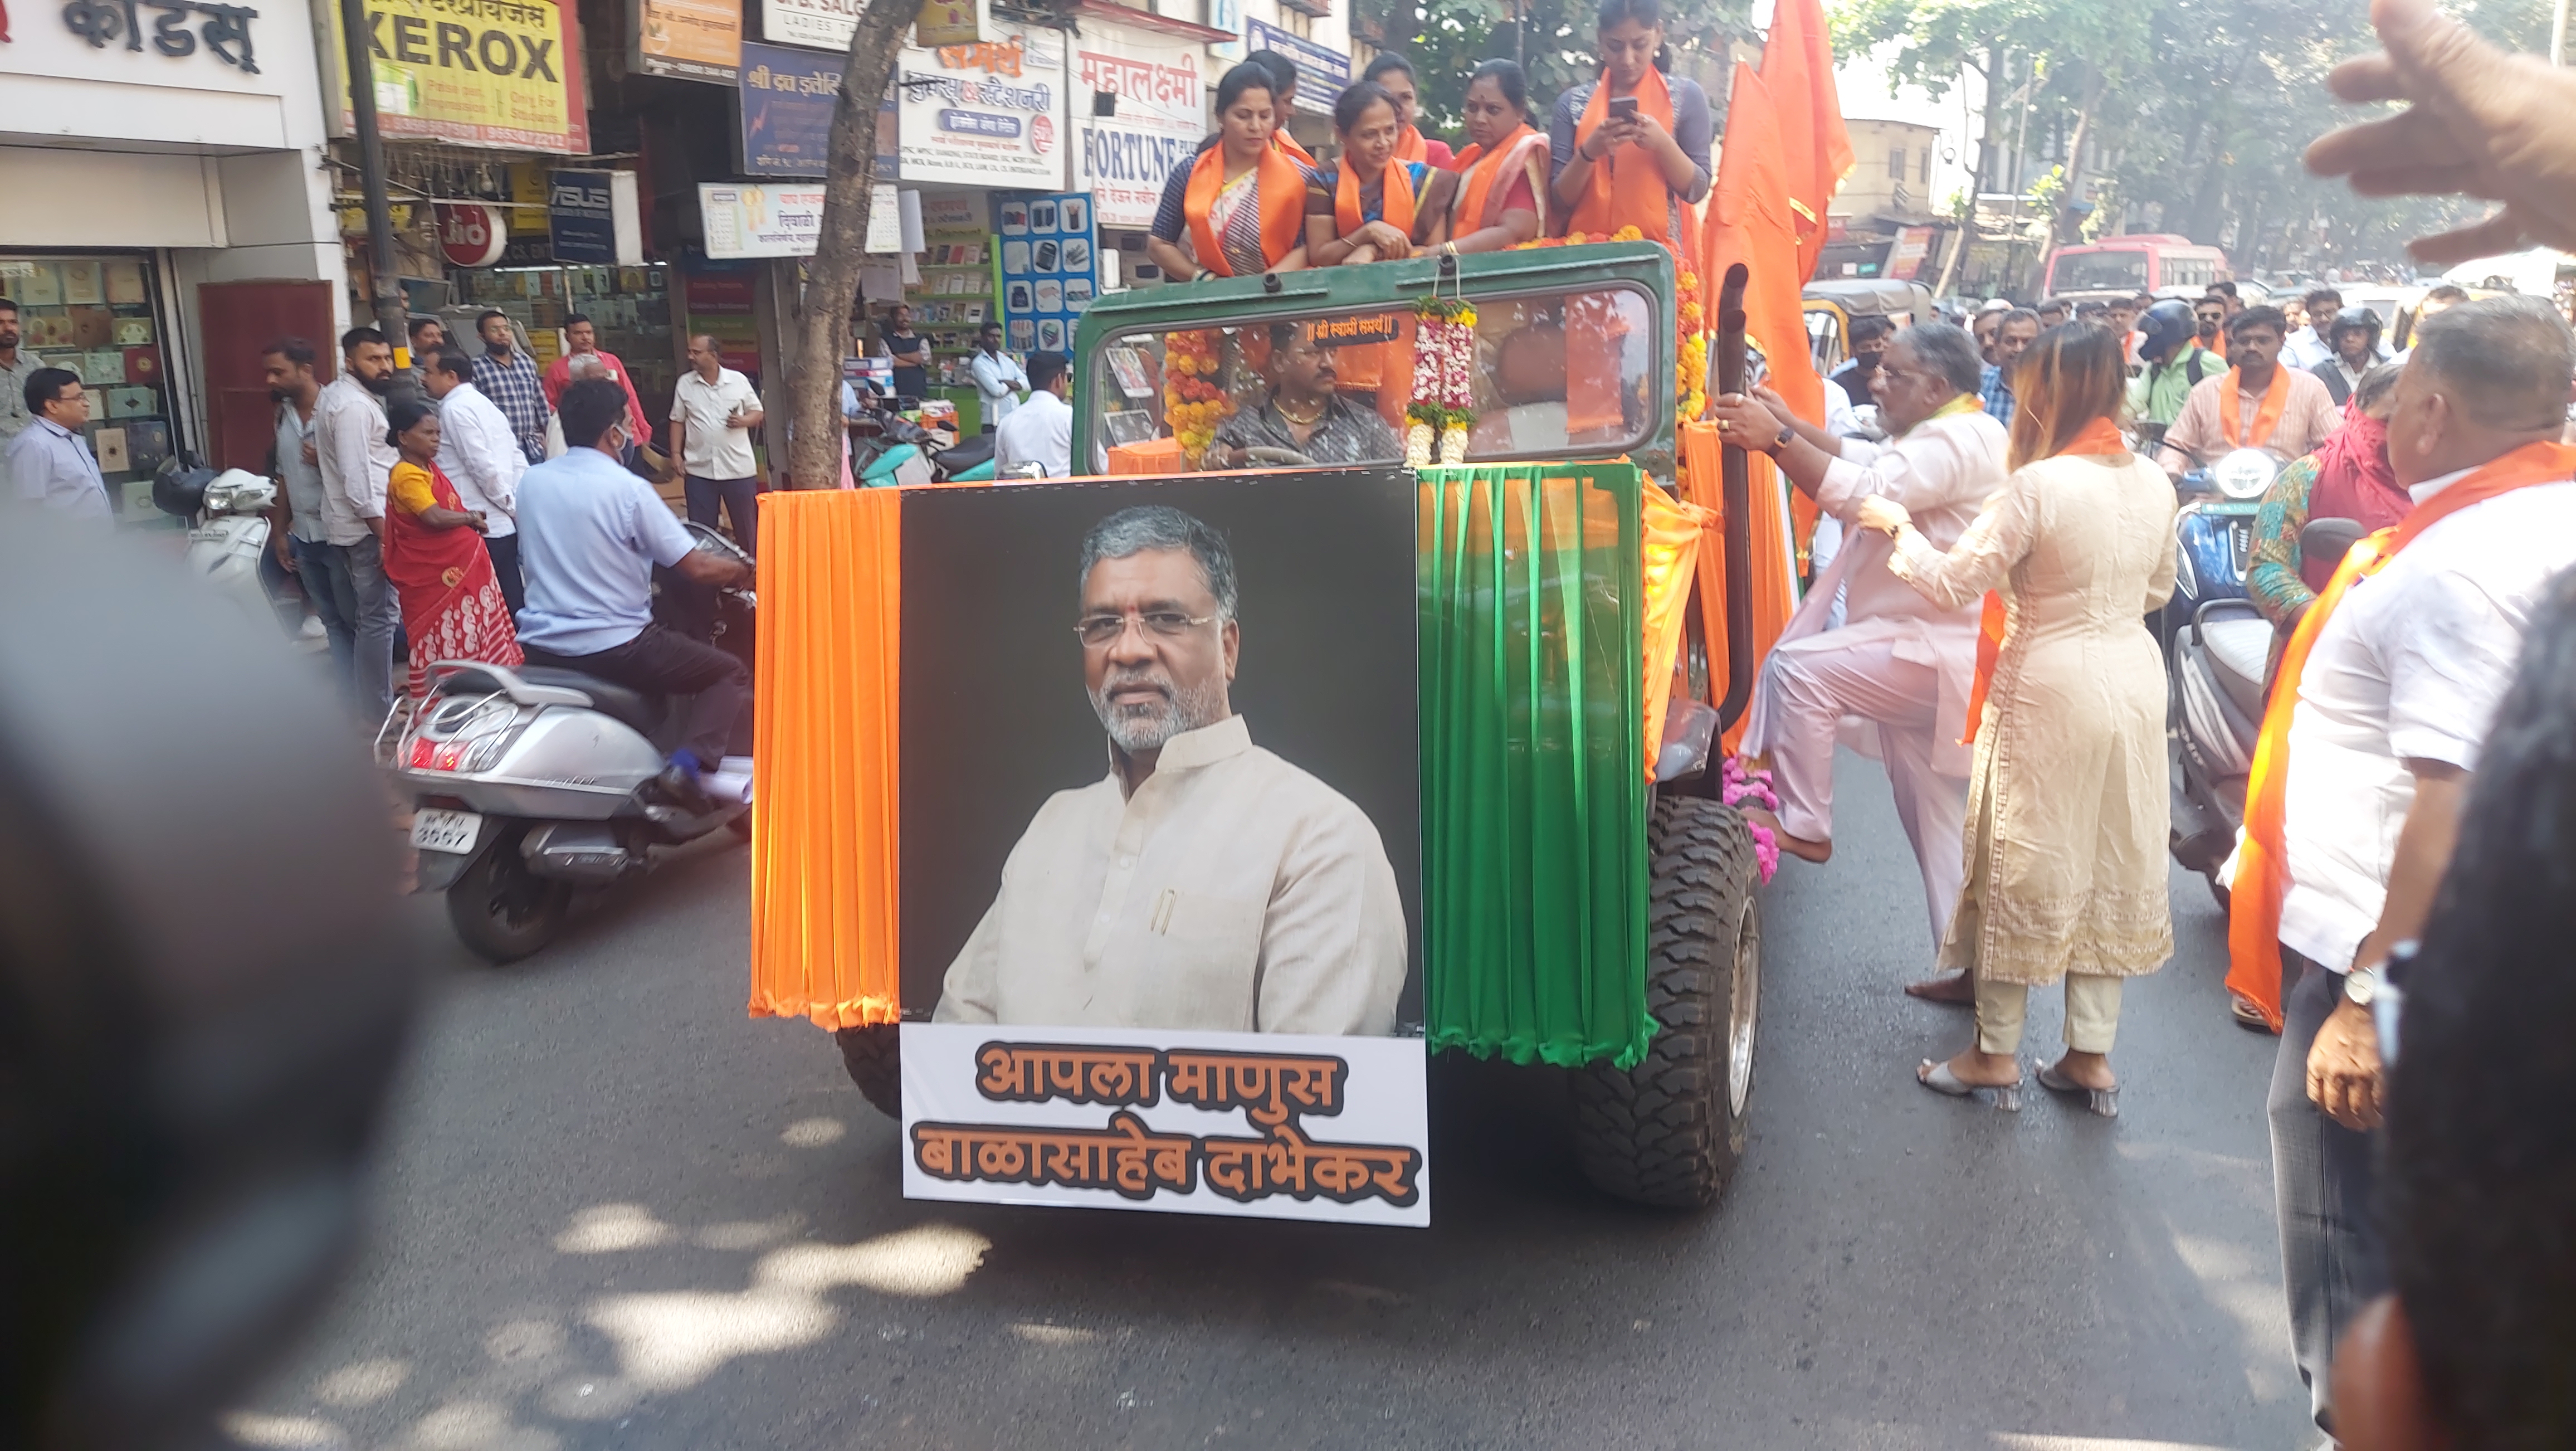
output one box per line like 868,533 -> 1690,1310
1759,0 -> 1855,283
1702,64 -> 1823,548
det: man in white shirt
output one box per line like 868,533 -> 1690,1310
314,327 -> 402,717
968,322 -> 1027,428
7,368 -> 111,524
1705,322 -> 2009,997
422,348 -> 527,613
2281,286 -> 2343,372
994,350 -> 1074,480
667,334 -> 767,556
2261,296 -> 2576,1437
935,505 -> 1407,1034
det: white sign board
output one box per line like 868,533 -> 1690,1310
1073,25 -> 1206,231
699,182 -> 827,258
759,0 -> 865,52
901,1025 -> 1430,1225
895,0 -> 1066,190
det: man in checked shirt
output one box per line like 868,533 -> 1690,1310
470,310 -> 552,465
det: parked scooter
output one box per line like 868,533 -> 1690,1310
386,522 -> 757,963
2168,515 -> 2365,904
2157,445 -> 2279,655
152,455 -> 315,646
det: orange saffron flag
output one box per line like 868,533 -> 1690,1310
1701,64 -> 1823,549
1759,0 -> 1854,284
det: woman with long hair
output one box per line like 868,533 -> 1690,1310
1447,60 -> 1549,252
383,396 -> 521,699
1852,324 -> 2179,1115
1546,0 -> 1714,244
1304,80 -> 1458,266
1146,66 -> 1311,282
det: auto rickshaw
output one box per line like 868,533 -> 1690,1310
1801,277 -> 1936,375
755,241 -> 1791,1210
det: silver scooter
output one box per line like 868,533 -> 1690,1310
384,523 -> 755,962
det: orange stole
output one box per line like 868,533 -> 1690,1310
1958,415 -> 2130,744
1272,128 -> 1318,168
1330,159 -> 1421,406
1334,157 -> 1418,238
749,487 -> 902,1029
1184,144 -> 1307,277
2226,439 -> 2576,1029
1568,66 -> 1677,244
1453,125 -> 1546,234
1392,123 -> 1427,164
2218,365 -> 2290,450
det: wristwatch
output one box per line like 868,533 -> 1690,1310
2343,965 -> 2382,1006
1765,423 -> 1794,454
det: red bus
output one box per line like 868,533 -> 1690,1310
2043,235 -> 2231,299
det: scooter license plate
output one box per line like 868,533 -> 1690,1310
411,808 -> 484,855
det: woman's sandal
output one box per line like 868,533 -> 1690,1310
1916,1058 -> 2020,1112
2034,1061 -> 2121,1118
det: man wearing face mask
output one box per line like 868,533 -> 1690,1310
314,327 -> 403,717
933,505 -> 1407,1034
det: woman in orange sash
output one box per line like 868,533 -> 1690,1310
1851,325 -> 2178,1116
1360,53 -> 1455,168
1546,0 -> 1714,244
1447,60 -> 1549,252
1145,65 -> 1311,283
1304,81 -> 1458,266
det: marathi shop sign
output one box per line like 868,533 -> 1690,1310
1074,26 -> 1203,231
1243,18 -> 1343,118
633,0 -> 740,82
895,2 -> 1065,190
739,40 -> 841,178
328,0 -> 589,152
699,182 -> 826,259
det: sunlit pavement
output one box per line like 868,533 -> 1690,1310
226,749 -> 2314,1450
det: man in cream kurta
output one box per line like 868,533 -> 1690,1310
1706,323 -> 2007,973
934,505 -> 1407,1035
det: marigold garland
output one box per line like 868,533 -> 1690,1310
1162,329 -> 1233,468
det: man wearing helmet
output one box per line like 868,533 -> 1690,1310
2126,298 -> 2232,444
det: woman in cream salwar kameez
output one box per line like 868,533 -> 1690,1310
1855,324 -> 2178,1117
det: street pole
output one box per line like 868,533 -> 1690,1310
2554,0 -> 2568,67
339,0 -> 411,359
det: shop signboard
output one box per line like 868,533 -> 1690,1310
1886,225 -> 1936,281
1073,26 -> 1203,231
550,169 -> 645,265
1206,0 -> 1242,59
699,182 -> 827,259
328,0 -> 589,153
895,0 -> 1066,191
739,40 -> 843,178
1242,20 -> 1343,118
635,0 -> 741,82
995,191 -> 1095,356
436,203 -> 509,267
913,0 -> 977,47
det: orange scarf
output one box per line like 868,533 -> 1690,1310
2218,365 -> 2290,450
1567,67 -> 1676,243
1184,143 -> 1307,277
1272,128 -> 1317,168
1453,123 -> 1546,234
1335,157 -> 1417,239
1958,415 -> 2130,745
1392,124 -> 1428,163
2226,440 -> 2576,1028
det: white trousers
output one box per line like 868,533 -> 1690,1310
1755,627 -> 1972,950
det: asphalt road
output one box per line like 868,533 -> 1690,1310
226,750 -> 2315,1451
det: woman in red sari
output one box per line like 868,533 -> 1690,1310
1447,60 -> 1549,252
383,396 -> 521,699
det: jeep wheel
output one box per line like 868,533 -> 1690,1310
835,1023 -> 902,1118
1571,795 -> 1761,1209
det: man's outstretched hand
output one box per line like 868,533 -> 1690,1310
2306,0 -> 2576,265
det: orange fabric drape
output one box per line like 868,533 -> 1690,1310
1185,143 -> 1306,277
1567,65 -> 1677,244
1759,0 -> 1853,283
1392,123 -> 1428,164
1335,157 -> 1418,238
1272,128 -> 1318,168
2218,365 -> 2290,450
1453,124 -> 1548,236
1642,479 -> 1718,770
1328,159 -> 1422,401
2226,439 -> 2576,1028
1959,416 -> 2129,744
1701,64 -> 1823,553
748,487 -> 902,1029
1679,420 -> 1802,754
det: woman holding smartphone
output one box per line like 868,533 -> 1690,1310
1547,0 -> 1714,246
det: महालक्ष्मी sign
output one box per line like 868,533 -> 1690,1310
1072,25 -> 1204,231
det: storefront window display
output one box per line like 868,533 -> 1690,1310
1,252 -> 182,525
446,263 -> 679,425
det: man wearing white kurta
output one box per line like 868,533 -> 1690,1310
1707,323 -> 2008,992
423,348 -> 528,614
934,504 -> 1408,1035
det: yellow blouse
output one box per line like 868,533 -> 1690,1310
389,460 -> 439,517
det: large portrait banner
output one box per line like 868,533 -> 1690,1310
896,469 -> 1426,1225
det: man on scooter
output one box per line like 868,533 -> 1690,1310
514,379 -> 751,811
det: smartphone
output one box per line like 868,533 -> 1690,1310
1608,95 -> 1640,121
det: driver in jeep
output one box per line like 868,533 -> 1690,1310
1204,321 -> 1403,469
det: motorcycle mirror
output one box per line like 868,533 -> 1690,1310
2300,516 -> 2369,568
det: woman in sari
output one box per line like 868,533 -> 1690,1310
1546,0 -> 1714,245
1359,53 -> 1455,168
1146,65 -> 1310,282
1447,60 -> 1549,252
1852,325 -> 2178,1116
1304,80 -> 1459,266
383,396 -> 521,699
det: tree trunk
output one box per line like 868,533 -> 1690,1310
1975,46 -> 2006,194
2047,69 -> 2106,254
787,0 -> 918,490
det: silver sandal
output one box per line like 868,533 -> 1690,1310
2034,1061 -> 2120,1118
1917,1058 -> 2020,1112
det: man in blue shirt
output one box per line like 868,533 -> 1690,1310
515,379 -> 752,806
6,368 -> 111,525
1978,308 -> 2038,429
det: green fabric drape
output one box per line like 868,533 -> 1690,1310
1418,464 -> 1652,1070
